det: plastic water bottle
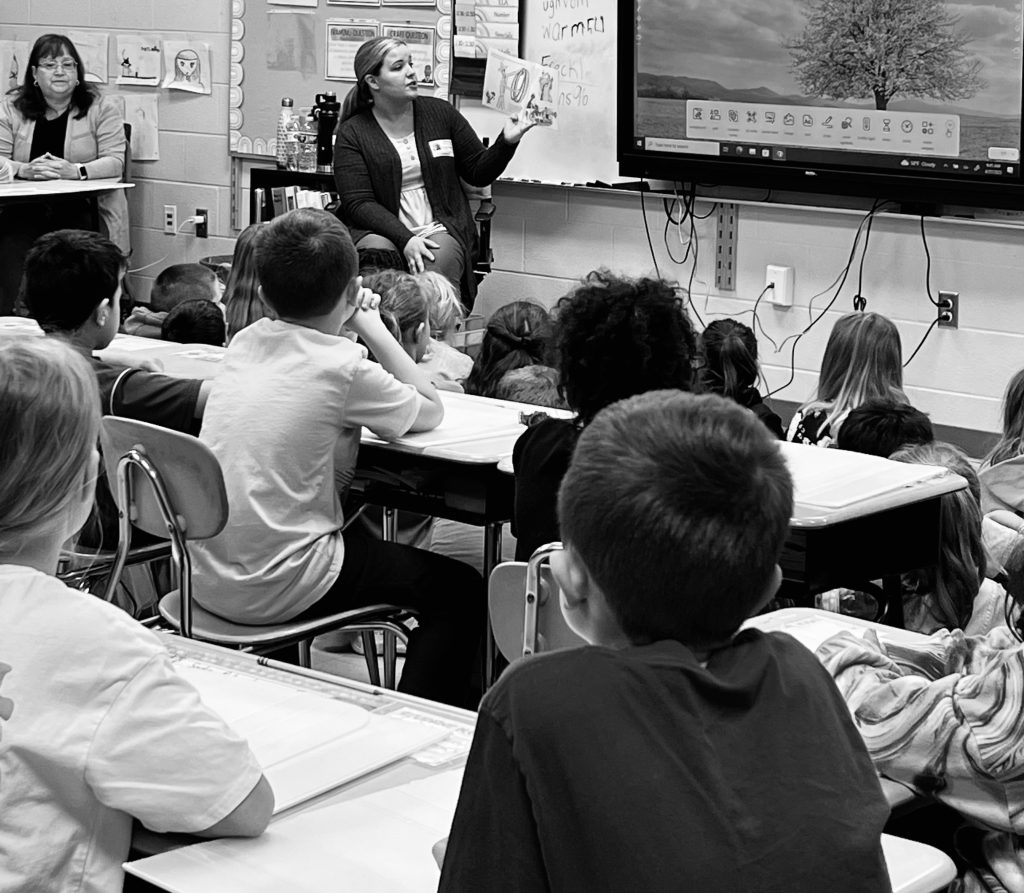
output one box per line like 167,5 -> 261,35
276,97 -> 294,170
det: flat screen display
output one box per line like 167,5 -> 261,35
618,0 -> 1024,209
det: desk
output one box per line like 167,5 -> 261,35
126,635 -> 952,893
97,333 -> 225,378
0,177 -> 133,202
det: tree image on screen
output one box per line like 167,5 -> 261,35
786,0 -> 986,110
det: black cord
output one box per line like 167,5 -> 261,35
639,180 -> 662,280
750,283 -> 778,352
903,317 -> 940,367
919,215 -> 941,306
854,199 -> 882,309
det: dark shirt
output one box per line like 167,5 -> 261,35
29,109 -> 70,160
735,386 -> 785,439
511,417 -> 578,561
440,631 -> 893,893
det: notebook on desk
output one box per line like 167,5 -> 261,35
171,652 -> 445,814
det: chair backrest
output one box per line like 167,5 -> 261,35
99,417 -> 228,541
122,121 -> 132,183
488,542 -> 586,661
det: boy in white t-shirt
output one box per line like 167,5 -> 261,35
191,209 -> 482,708
0,338 -> 273,893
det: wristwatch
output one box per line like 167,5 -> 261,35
78,164 -> 88,180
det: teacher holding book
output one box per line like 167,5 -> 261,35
334,36 -> 534,306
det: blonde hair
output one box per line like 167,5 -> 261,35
985,368 -> 1024,468
0,339 -> 100,552
415,271 -> 464,340
804,312 -> 905,434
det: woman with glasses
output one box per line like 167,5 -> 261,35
0,33 -> 128,313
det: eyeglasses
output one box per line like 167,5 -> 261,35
37,59 -> 77,72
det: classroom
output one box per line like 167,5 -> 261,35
3,0 -> 1024,890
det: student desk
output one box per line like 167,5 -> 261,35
127,635 -> 953,893
0,176 -> 131,229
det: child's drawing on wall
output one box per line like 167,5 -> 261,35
116,35 -> 161,86
161,41 -> 211,94
0,41 -> 29,95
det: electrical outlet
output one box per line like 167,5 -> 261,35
195,208 -> 208,239
937,290 -> 959,329
765,264 -> 794,308
163,204 -> 177,235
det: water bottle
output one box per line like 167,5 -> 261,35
276,97 -> 294,170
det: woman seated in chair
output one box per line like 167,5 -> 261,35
333,36 -> 534,305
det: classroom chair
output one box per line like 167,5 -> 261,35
99,416 -> 413,686
488,542 -> 585,662
881,834 -> 957,893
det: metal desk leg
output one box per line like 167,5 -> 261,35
382,507 -> 397,542
483,521 -> 502,688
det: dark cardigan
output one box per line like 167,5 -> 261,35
333,96 -> 517,302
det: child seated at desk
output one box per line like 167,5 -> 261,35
835,397 -> 934,457
440,391 -> 891,892
161,297 -> 226,347
123,262 -> 222,339
416,270 -> 473,388
191,208 -> 482,708
512,270 -> 696,561
0,338 -> 272,893
22,229 -> 210,547
464,300 -> 552,398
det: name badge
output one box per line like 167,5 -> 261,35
429,139 -> 455,158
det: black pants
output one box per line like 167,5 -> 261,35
0,198 -> 94,314
293,532 -> 484,709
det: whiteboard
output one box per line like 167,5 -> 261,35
460,0 -> 620,185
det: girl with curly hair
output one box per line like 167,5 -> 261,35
511,270 -> 697,560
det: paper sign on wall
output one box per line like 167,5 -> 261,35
326,21 -> 379,81
162,41 -> 212,94
0,40 -> 29,93
65,31 -> 109,84
116,35 -> 161,87
123,94 -> 160,160
482,49 -> 558,128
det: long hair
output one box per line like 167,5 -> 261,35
223,223 -> 273,341
339,37 -> 406,123
985,368 -> 1024,467
891,441 -> 984,632
13,34 -> 97,120
0,339 -> 100,555
464,301 -> 552,398
805,312 -> 905,434
700,318 -> 759,399
380,273 -> 429,351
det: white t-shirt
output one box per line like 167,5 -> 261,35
191,318 -> 421,623
0,565 -> 263,893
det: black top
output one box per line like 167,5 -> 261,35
511,417 -> 578,561
735,386 -> 785,439
440,631 -> 893,893
29,109 -> 70,161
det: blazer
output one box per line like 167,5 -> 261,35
0,95 -> 129,251
334,96 -> 516,301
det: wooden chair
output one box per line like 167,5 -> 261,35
99,417 -> 412,687
488,542 -> 585,662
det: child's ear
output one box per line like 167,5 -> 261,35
93,298 -> 111,328
550,545 -> 593,609
750,564 -> 783,616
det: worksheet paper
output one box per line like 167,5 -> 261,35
173,660 -> 445,813
126,771 -> 464,893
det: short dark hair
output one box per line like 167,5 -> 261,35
558,390 -> 793,647
23,229 -> 126,333
555,271 -> 696,425
358,247 -> 406,276
161,299 -> 226,346
836,398 -> 934,457
150,263 -> 219,312
256,209 -> 357,318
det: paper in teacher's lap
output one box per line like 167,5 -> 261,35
744,608 -> 931,654
125,770 -> 464,893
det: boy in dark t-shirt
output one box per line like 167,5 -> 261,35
440,391 -> 892,893
22,229 -> 209,546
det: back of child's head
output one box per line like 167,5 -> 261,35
700,318 -> 759,399
837,398 -> 934,457
415,271 -> 464,341
890,441 -> 984,630
493,364 -> 567,409
558,390 -> 793,647
150,263 -> 219,312
464,301 -> 552,398
380,273 -> 429,357
22,229 -> 125,334
555,271 -> 696,424
223,222 -> 273,341
0,338 -> 100,554
813,311 -> 904,427
986,368 -> 1024,467
256,208 -> 357,318
357,246 -> 406,277
161,299 -> 227,346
